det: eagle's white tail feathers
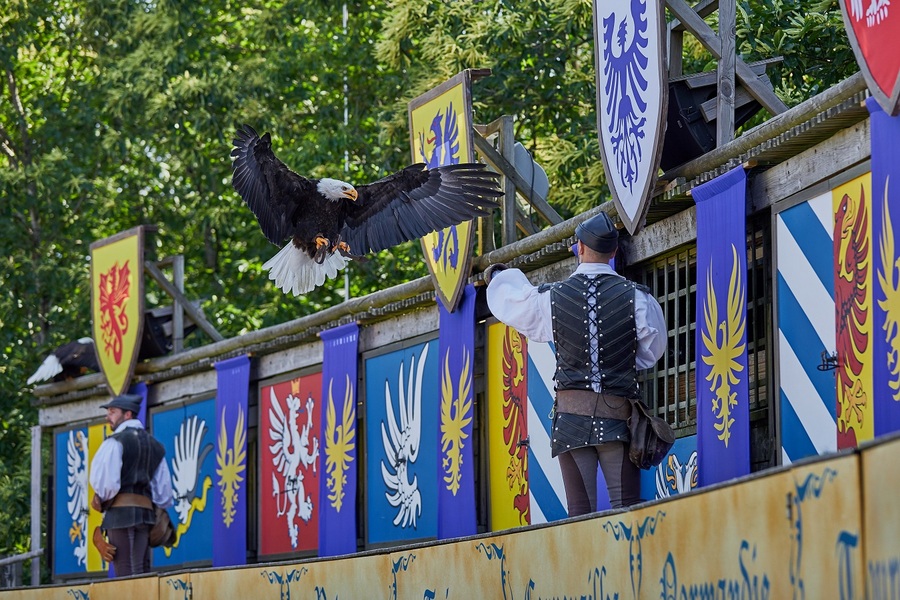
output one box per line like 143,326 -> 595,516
27,354 -> 62,385
263,243 -> 349,296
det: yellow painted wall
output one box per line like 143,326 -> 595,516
11,436 -> 900,599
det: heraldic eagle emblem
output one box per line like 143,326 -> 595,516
878,184 -> 900,401
701,245 -> 747,447
216,405 -> 246,527
324,375 -> 355,512
381,345 -> 428,529
440,346 -> 473,495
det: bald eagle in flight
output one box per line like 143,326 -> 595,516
26,337 -> 98,385
231,125 -> 501,296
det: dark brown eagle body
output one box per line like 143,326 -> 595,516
230,124 -> 501,295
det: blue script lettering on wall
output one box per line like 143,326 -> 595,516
868,556 -> 900,600
836,531 -> 860,600
602,510 -> 666,599
660,541 -> 771,600
788,467 -> 838,597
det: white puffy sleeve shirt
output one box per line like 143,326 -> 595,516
89,419 -> 174,508
486,263 -> 667,368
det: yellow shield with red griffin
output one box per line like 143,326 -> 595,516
90,226 -> 145,396
409,72 -> 478,312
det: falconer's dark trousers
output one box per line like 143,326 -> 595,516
557,442 -> 641,516
107,524 -> 151,577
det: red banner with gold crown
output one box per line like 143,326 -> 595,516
409,70 -> 478,312
90,226 -> 145,396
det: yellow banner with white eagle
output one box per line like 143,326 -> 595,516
90,226 -> 145,397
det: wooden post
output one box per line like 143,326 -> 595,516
173,255 -> 185,353
500,116 -> 517,247
30,425 -> 41,585
717,0 -> 736,146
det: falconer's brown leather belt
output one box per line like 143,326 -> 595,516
556,389 -> 632,420
110,493 -> 153,510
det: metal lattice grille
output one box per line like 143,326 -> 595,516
633,246 -> 697,429
630,215 -> 772,433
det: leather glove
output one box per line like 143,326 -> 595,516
484,263 -> 508,285
92,527 -> 117,563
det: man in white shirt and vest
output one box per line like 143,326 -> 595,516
89,394 -> 173,576
485,211 -> 667,514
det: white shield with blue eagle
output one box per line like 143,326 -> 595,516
593,0 -> 668,235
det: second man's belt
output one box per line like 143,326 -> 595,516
556,389 -> 632,419
110,492 -> 153,510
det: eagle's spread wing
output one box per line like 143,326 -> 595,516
340,163 -> 501,255
28,337 -> 98,385
231,124 -> 318,245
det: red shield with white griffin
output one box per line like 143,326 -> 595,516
841,0 -> 900,114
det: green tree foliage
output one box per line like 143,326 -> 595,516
0,0 -> 857,569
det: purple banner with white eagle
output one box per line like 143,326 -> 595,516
868,97 -> 900,437
437,284 -> 477,539
213,355 -> 250,567
694,166 -> 751,486
318,323 -> 359,557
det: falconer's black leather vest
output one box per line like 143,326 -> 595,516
102,427 -> 165,530
543,273 -> 643,399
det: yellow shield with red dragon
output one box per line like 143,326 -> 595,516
90,226 -> 145,396
832,173 -> 874,449
409,71 -> 479,312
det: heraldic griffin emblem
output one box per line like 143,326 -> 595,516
835,188 -> 870,447
269,388 -> 320,548
502,327 -> 530,524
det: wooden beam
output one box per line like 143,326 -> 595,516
500,116 -> 517,246
670,0 -> 719,31
621,206 -> 697,263
473,131 -> 564,228
144,261 -> 224,342
662,72 -> 866,182
665,0 -> 722,55
665,0 -> 788,115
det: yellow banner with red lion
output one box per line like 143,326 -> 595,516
90,226 -> 145,396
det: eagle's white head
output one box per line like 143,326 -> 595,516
317,178 -> 358,202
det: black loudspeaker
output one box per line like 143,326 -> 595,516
139,305 -> 199,359
660,77 -> 763,171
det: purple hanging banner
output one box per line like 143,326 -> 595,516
694,166 -> 751,486
128,380 -> 148,425
212,354 -> 250,567
437,284 -> 477,539
869,97 -> 900,437
319,323 -> 359,557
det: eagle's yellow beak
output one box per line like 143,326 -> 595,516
345,189 -> 358,201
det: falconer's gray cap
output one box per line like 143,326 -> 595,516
100,393 -> 142,415
575,211 -> 618,253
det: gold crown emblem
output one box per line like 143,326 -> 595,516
290,378 -> 301,396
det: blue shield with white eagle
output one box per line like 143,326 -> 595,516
592,0 -> 668,235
